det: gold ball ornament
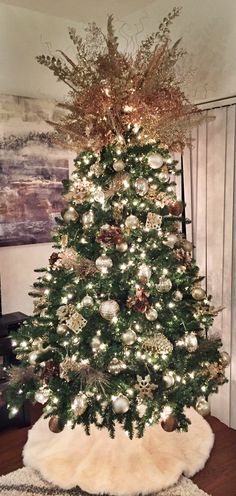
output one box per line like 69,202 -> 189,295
113,160 -> 125,172
195,397 -> 210,416
148,153 -> 164,169
57,323 -> 68,335
72,393 -> 88,416
138,264 -> 152,283
157,276 -> 172,293
161,415 -> 178,432
116,242 -> 128,252
48,416 -> 64,433
81,295 -> 94,307
82,210 -> 94,228
145,307 -> 158,321
219,351 -> 231,367
63,207 -> 79,223
96,254 -> 113,271
112,395 -> 130,414
191,287 -> 206,301
122,329 -> 137,345
99,300 -> 120,320
125,215 -> 139,229
173,290 -> 183,301
134,178 -> 149,196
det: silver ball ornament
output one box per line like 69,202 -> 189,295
145,307 -> 158,321
116,242 -> 128,252
220,351 -> 231,367
112,395 -> 130,414
134,178 -> 149,196
148,153 -> 164,169
113,160 -> 125,172
125,215 -> 139,229
96,255 -> 113,271
99,300 -> 120,320
81,295 -> 94,307
63,207 -> 78,223
191,287 -> 206,301
195,397 -> 210,416
122,329 -> 137,345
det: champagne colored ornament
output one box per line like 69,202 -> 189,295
158,166 -> 169,183
163,372 -> 175,388
161,414 -> 178,432
182,240 -> 193,252
219,351 -> 231,367
112,395 -> 130,413
57,323 -> 68,335
173,290 -> 183,301
91,336 -> 102,352
125,215 -> 139,229
113,159 -> 125,172
191,287 -> 206,301
145,307 -> 158,321
116,242 -> 128,252
146,212 -> 162,229
81,295 -> 94,307
157,276 -> 172,293
122,329 -> 137,345
82,210 -> 94,228
95,255 -> 113,271
142,333 -> 173,355
169,201 -> 183,216
148,153 -> 164,169
99,300 -> 120,320
134,177 -> 149,196
72,393 -> 88,416
108,357 -> 127,374
138,264 -> 152,283
185,332 -> 198,352
49,416 -> 64,433
63,207 -> 79,223
163,233 -> 178,249
195,397 -> 210,416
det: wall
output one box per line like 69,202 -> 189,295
0,3 -> 80,314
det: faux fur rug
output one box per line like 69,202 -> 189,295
0,467 -> 210,496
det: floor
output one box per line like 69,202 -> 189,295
0,408 -> 236,496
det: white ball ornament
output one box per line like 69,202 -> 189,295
125,215 -> 139,229
112,395 -> 130,414
134,178 -> 149,196
113,160 -> 125,172
81,295 -> 94,307
195,397 -> 210,416
35,389 -> 49,405
145,308 -> 158,321
96,255 -> 113,271
122,329 -> 137,345
99,300 -> 120,320
148,153 -> 164,169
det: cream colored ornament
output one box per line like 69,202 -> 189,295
63,207 -> 79,223
66,312 -> 87,333
113,160 -> 125,172
125,215 -> 139,229
148,153 -> 164,169
134,178 -> 149,196
138,264 -> 152,283
146,212 -> 162,229
99,300 -> 120,320
145,308 -> 158,321
116,242 -> 128,252
112,395 -> 130,413
185,332 -> 198,352
157,276 -> 172,293
195,397 -> 210,416
122,329 -> 137,345
81,295 -> 94,307
82,210 -> 94,228
72,393 -> 88,416
95,255 -> 113,271
108,358 -> 127,374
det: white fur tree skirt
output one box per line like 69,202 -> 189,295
23,408 -> 214,496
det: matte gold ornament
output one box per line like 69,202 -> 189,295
99,300 -> 120,320
57,323 -> 68,335
122,329 -> 137,345
112,395 -> 130,414
116,242 -> 128,252
95,255 -> 113,271
125,215 -> 139,229
157,276 -> 172,293
163,372 -> 175,388
182,239 -> 193,252
173,290 -> 183,301
219,351 -> 231,367
49,416 -> 64,433
135,374 -> 158,399
142,333 -> 173,355
108,357 -> 127,374
134,177 -> 149,196
81,295 -> 94,307
185,332 -> 198,352
63,207 -> 79,223
91,336 -> 102,352
191,287 -> 206,301
72,393 -> 88,416
146,212 -> 162,229
82,210 -> 94,228
66,312 -> 87,333
145,307 -> 158,321
148,153 -> 164,169
161,415 -> 178,432
195,397 -> 210,416
113,159 -> 125,172
163,233 -> 178,249
138,264 -> 152,283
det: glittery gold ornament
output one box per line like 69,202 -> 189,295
191,287 -> 206,301
95,255 -> 113,271
90,162 -> 103,177
99,300 -> 120,320
72,393 -> 88,416
125,215 -> 139,229
148,153 -> 164,169
108,358 -> 127,374
134,178 -> 149,196
91,336 -> 102,352
63,207 -> 79,223
135,374 -> 158,399
113,203 -> 124,221
122,329 -> 137,345
146,212 -> 162,229
66,312 -> 87,333
157,276 -> 172,293
112,395 -> 130,414
142,333 -> 173,355
158,166 -> 169,183
64,178 -> 91,204
195,397 -> 210,416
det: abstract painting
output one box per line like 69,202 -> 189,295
0,95 -> 72,246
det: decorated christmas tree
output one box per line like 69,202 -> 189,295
7,9 -> 230,440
